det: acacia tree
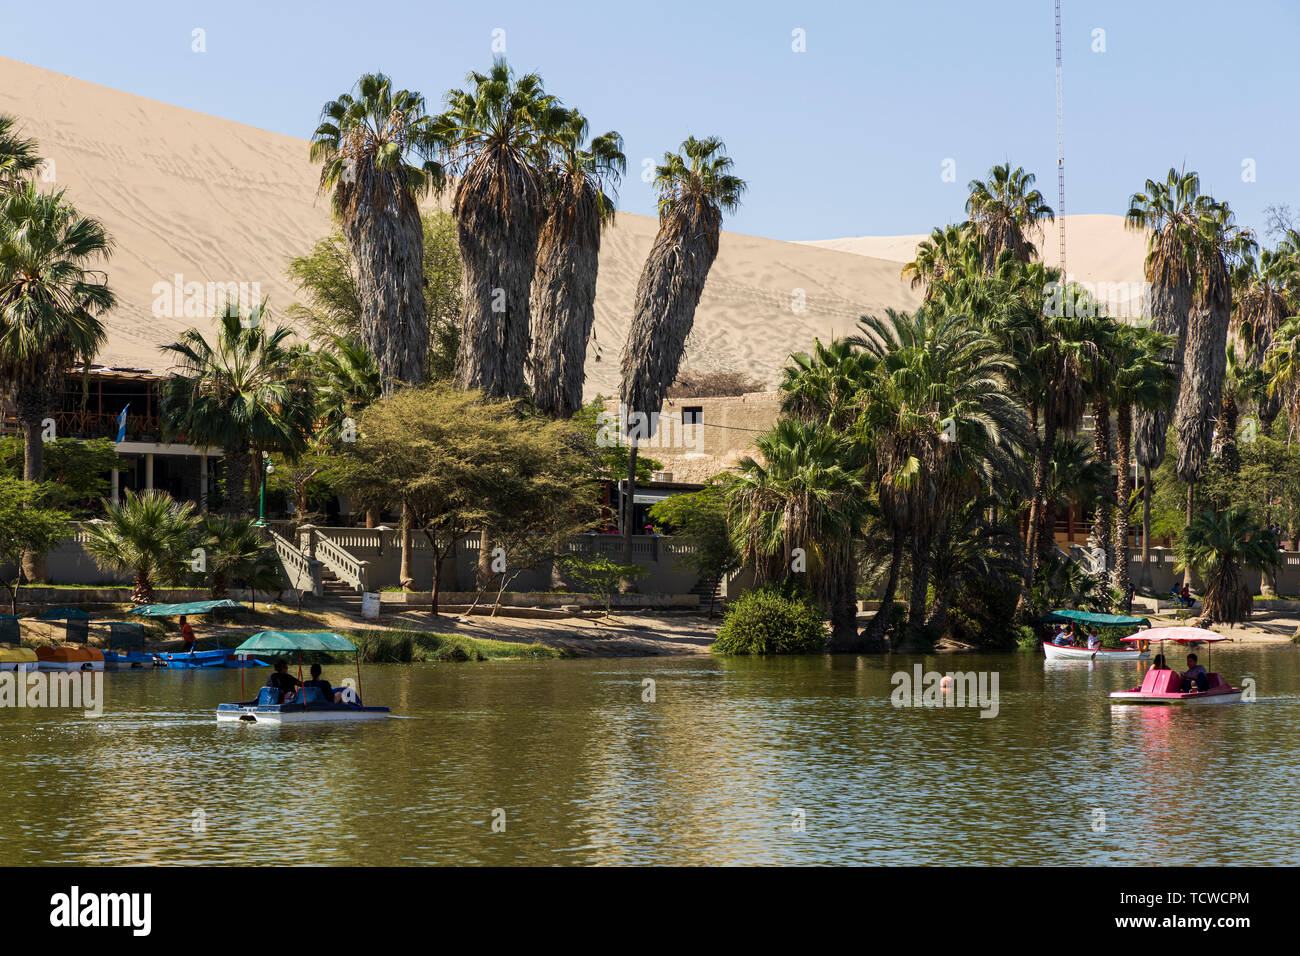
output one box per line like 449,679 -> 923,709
0,477 -> 71,613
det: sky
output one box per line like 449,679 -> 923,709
2,0 -> 1297,242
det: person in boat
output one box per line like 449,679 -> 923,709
1181,653 -> 1210,692
304,663 -> 339,704
265,659 -> 302,702
1086,631 -> 1101,650
1052,626 -> 1071,646
179,615 -> 196,653
1150,653 -> 1168,670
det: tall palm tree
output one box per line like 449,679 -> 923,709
1085,316 -> 1122,571
529,110 -> 624,417
1230,244 -> 1297,427
1214,343 -> 1265,475
727,418 -> 867,649
160,302 -> 315,517
852,308 -> 1026,636
0,115 -> 42,191
964,163 -> 1054,271
435,59 -> 562,399
310,72 -> 441,394
619,136 -> 744,563
82,489 -> 199,604
1174,199 -> 1250,556
1110,325 -> 1176,594
1265,315 -> 1300,442
1126,169 -> 1203,502
0,185 -> 113,581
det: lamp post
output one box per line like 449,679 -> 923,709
253,451 -> 274,527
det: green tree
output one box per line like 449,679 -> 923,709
0,477 -> 72,613
310,72 -> 441,393
649,483 -> 740,617
0,115 -> 42,192
197,513 -> 279,599
159,302 -> 315,517
964,163 -> 1054,270
81,489 -> 199,604
1176,506 -> 1279,624
0,436 -> 121,517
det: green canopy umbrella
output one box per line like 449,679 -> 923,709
128,599 -> 245,617
1043,609 -> 1150,628
232,632 -> 363,702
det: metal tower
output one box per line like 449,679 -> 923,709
1055,0 -> 1066,276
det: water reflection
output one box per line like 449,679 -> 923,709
1,647 -> 1297,865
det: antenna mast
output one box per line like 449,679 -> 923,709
1055,0 -> 1066,276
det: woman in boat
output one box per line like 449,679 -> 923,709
1150,653 -> 1168,670
304,663 -> 339,703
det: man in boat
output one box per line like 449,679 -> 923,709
1086,631 -> 1101,650
179,615 -> 196,653
304,663 -> 339,703
1181,653 -> 1210,692
265,659 -> 302,702
1052,626 -> 1071,646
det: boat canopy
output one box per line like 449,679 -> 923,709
1043,609 -> 1150,628
234,631 -> 360,653
128,599 -> 246,617
1122,627 -> 1227,644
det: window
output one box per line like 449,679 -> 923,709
682,406 -> 703,426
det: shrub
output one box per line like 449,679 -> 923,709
712,586 -> 827,655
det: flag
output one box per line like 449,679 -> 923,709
115,404 -> 129,443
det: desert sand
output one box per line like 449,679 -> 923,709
1,56 -> 1146,398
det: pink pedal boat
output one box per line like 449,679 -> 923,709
1108,627 -> 1242,706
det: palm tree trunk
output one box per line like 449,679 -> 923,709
1139,464 -> 1153,586
860,533 -> 904,648
132,572 -> 154,606
1089,399 -> 1113,572
1184,484 -> 1195,587
1111,402 -> 1133,598
827,551 -> 859,651
400,508 -> 414,589
907,533 -> 933,627
19,410 -> 46,583
621,437 -> 639,567
1023,419 -> 1058,585
222,448 -> 252,517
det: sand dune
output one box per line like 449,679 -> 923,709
2,56 -> 1144,399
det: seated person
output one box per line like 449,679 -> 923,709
1181,653 -> 1210,692
1150,653 -> 1168,670
1086,632 -> 1101,650
1052,626 -> 1071,646
303,663 -> 339,704
265,659 -> 302,702
1180,584 -> 1192,607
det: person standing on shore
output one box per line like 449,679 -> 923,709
179,615 -> 196,653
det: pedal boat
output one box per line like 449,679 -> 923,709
102,649 -> 161,669
35,645 -> 104,672
155,648 -> 267,669
0,646 -> 38,672
215,631 -> 391,725
1109,628 -> 1241,705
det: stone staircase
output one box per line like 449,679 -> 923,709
689,575 -> 723,613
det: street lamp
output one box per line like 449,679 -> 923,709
253,451 -> 274,527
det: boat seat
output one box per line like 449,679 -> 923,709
257,686 -> 282,706
298,686 -> 328,705
1206,673 -> 1224,689
1140,667 -> 1182,695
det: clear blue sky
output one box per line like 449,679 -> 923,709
3,0 -> 1296,242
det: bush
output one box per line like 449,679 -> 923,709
1014,625 -> 1039,650
712,586 -> 827,655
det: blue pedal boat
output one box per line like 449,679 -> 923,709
155,648 -> 268,669
215,631 -> 390,725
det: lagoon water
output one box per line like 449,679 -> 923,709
2,645 -> 1298,866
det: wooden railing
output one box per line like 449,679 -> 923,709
1,410 -> 163,442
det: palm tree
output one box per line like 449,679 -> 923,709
852,308 -> 1026,636
529,110 -> 624,417
1214,343 -> 1265,474
0,115 -> 42,191
1126,169 -> 1203,504
1110,324 -> 1176,595
619,135 -> 744,563
1230,244 -> 1297,427
0,185 -> 113,581
1085,316 -> 1122,570
435,59 -> 562,399
82,489 -> 199,604
160,302 -> 315,517
1174,199 -> 1251,557
1265,315 -> 1300,442
1176,506 -> 1279,624
727,418 -> 866,649
964,163 -> 1054,271
198,513 -> 276,599
900,223 -> 981,299
310,72 -> 441,394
